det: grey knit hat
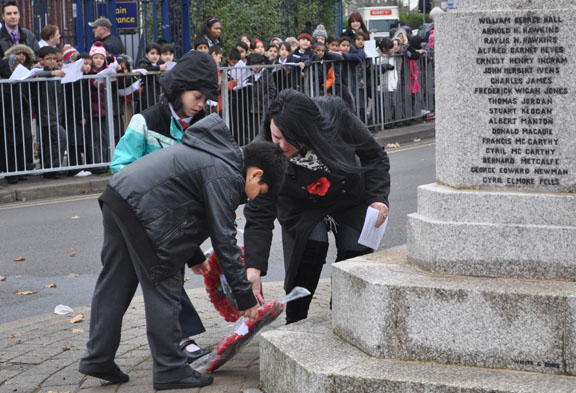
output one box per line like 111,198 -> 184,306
312,24 -> 328,39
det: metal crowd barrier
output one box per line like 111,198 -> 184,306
0,54 -> 434,179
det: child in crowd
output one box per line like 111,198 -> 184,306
265,44 -> 278,64
377,38 -> 400,122
235,41 -> 249,63
312,24 -> 328,45
136,42 -> 166,112
352,32 -> 370,120
273,42 -> 298,92
284,36 -> 299,53
34,46 -> 67,178
64,53 -> 94,177
194,37 -> 210,53
251,39 -> 265,55
223,47 -> 241,67
326,35 -> 339,52
160,43 -> 176,63
236,53 -> 276,144
62,44 -> 79,64
290,33 -> 317,70
312,40 -> 343,96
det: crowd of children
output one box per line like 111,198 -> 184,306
1,14 -> 435,185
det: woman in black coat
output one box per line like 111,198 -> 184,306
243,89 -> 390,324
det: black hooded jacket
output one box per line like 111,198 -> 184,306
100,114 -> 257,311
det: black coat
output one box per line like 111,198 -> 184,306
99,114 -> 256,310
0,25 -> 39,59
243,96 -> 390,290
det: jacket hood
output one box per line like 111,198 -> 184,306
182,113 -> 243,173
4,44 -> 35,63
160,50 -> 218,102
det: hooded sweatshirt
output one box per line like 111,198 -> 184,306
111,51 -> 218,173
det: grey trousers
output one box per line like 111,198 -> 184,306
79,204 -> 194,383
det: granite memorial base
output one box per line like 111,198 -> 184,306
407,183 -> 576,280
260,250 -> 576,393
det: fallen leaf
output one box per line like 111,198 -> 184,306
69,252 -> 77,257
62,346 -> 72,351
10,333 -> 21,338
72,328 -> 84,333
184,277 -> 190,282
14,275 -> 21,278
235,216 -> 242,221
14,289 -> 37,295
70,313 -> 84,323
45,283 -> 57,288
71,216 -> 80,219
67,273 -> 80,278
78,189 -> 89,194
413,138 -> 421,142
13,257 -> 25,262
0,276 -> 5,281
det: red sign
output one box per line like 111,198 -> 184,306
370,9 -> 392,16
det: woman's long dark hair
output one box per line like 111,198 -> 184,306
197,17 -> 220,40
260,89 -> 365,173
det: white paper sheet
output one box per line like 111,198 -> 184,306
9,64 -> 31,80
165,61 -> 177,71
358,206 -> 388,249
118,79 -> 142,96
96,61 -> 119,83
132,68 -> 149,75
364,40 -> 379,58
61,60 -> 85,84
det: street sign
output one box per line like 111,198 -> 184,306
97,1 -> 139,30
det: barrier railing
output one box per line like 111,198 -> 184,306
0,54 -> 434,179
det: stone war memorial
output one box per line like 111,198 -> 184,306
258,1 -> 576,392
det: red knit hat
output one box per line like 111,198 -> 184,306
297,33 -> 313,42
62,44 -> 78,64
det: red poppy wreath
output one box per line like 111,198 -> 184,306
202,249 -> 243,322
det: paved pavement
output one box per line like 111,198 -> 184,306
0,279 -> 332,393
0,120 -> 435,204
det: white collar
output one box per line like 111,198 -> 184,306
169,103 -> 193,124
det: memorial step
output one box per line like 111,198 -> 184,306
331,248 -> 576,375
407,183 -> 576,281
260,318 -> 576,393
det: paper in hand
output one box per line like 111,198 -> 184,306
61,60 -> 85,84
358,206 -> 388,249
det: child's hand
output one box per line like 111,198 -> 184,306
52,70 -> 65,77
298,62 -> 305,69
159,64 -> 167,71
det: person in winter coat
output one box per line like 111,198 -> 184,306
0,44 -> 35,184
243,89 -> 390,324
0,1 -> 39,59
78,114 -> 288,390
110,51 -> 218,363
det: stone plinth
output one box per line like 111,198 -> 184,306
332,250 -> 576,375
260,316 -> 576,393
407,183 -> 576,280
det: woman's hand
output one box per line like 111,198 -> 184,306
190,260 -> 210,275
370,202 -> 389,228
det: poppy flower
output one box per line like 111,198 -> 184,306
306,177 -> 330,196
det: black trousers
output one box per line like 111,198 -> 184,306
285,221 -> 372,324
79,205 -> 194,383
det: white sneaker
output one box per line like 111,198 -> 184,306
74,170 -> 92,177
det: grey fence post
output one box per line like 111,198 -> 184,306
104,74 -> 116,161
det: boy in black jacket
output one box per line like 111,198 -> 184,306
79,117 -> 287,390
34,46 -> 67,178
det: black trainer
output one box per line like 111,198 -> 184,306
153,371 -> 213,390
79,364 -> 129,384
